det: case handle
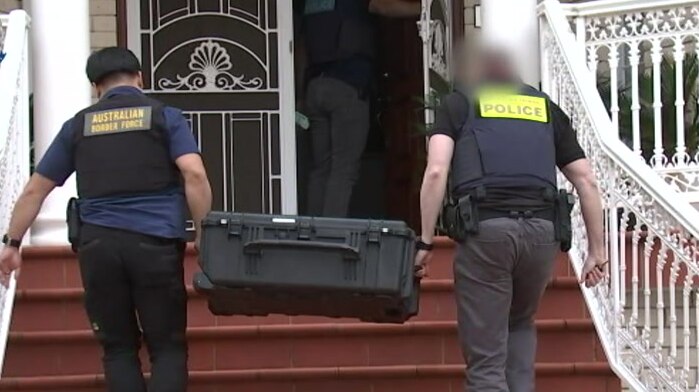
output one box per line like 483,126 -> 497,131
243,240 -> 360,260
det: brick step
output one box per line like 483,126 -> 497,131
10,277 -> 587,332
0,363 -> 620,392
6,241 -> 612,391
15,240 -> 575,291
3,319 -> 606,378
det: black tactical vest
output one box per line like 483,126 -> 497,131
451,85 -> 557,198
303,0 -> 375,66
72,93 -> 180,199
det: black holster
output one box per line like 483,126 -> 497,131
440,193 -> 480,242
67,198 -> 82,253
440,201 -> 465,242
459,195 -> 480,236
554,190 -> 575,252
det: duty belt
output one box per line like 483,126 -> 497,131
478,208 -> 555,223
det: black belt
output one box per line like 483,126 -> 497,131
478,208 -> 555,223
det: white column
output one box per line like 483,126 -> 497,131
29,0 -> 91,245
480,0 -> 539,86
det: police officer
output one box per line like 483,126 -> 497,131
0,47 -> 212,392
414,45 -> 607,392
299,0 -> 420,217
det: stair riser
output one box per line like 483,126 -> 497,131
0,375 -> 621,392
3,329 -> 604,377
15,250 -> 574,291
10,286 -> 587,332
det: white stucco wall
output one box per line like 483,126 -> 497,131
1,0 -> 118,52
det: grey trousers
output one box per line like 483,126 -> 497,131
306,76 -> 370,218
454,217 -> 559,392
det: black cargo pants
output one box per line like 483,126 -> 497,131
454,217 -> 559,392
78,224 -> 188,392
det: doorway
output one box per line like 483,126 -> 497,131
293,0 -> 460,230
292,2 -> 425,229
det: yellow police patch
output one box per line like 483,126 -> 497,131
478,94 -> 549,123
83,106 -> 152,136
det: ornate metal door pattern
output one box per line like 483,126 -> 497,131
127,0 -> 296,214
420,0 -> 452,116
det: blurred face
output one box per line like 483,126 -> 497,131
454,43 -> 483,86
454,44 -> 472,85
454,41 -> 518,86
464,54 -> 485,86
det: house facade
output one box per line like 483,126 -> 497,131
0,0 -> 547,244
5,1 -> 699,391
0,0 -> 552,243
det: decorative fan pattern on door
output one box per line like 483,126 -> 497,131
158,40 -> 264,91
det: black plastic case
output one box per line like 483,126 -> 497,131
195,212 -> 419,323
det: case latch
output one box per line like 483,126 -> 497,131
367,222 -> 382,243
298,220 -> 312,240
227,217 -> 243,237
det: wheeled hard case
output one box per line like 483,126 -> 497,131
194,212 -> 419,323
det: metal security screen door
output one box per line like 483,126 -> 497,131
126,0 -> 297,214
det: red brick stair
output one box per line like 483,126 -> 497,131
0,238 -> 621,391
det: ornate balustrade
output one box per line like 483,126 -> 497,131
541,1 -> 699,390
0,10 -> 30,376
560,0 -> 699,199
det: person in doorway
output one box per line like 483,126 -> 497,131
301,0 -> 421,217
0,47 -> 212,392
414,43 -> 608,392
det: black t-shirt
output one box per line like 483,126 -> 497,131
429,91 -> 586,169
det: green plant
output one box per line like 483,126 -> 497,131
597,52 -> 699,162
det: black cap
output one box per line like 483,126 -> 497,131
85,47 -> 142,84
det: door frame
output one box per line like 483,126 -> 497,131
117,0 -> 298,215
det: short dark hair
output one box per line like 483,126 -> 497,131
85,47 -> 142,85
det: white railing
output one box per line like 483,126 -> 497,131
541,1 -> 699,390
0,10 -> 30,376
560,0 -> 699,200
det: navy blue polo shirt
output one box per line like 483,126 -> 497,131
35,86 -> 199,240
